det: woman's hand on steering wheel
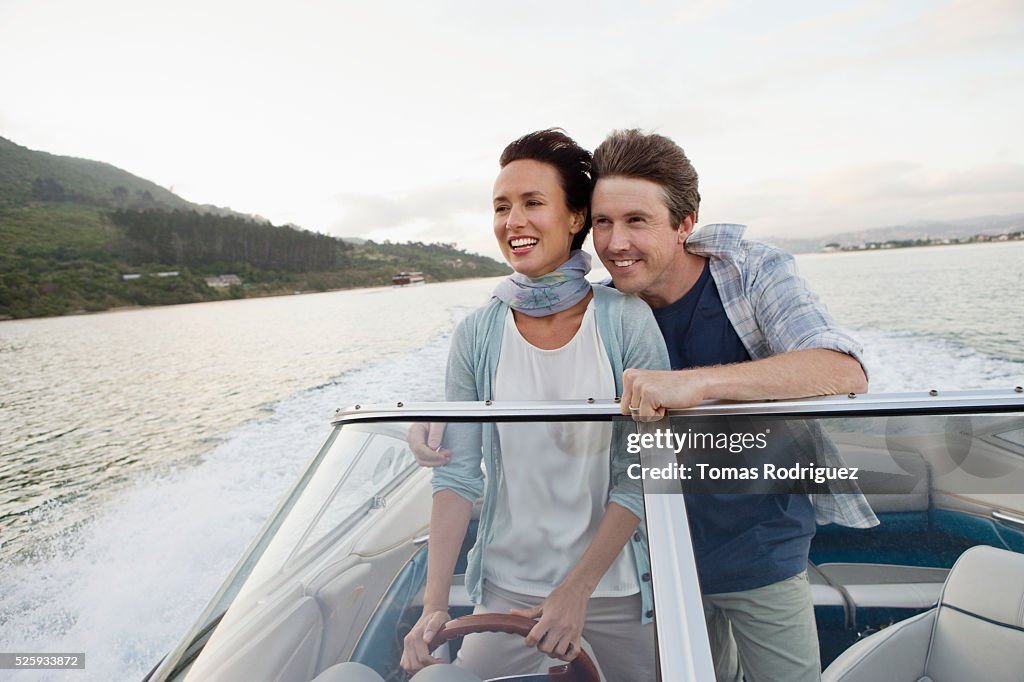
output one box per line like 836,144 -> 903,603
400,608 -> 450,674
509,579 -> 590,662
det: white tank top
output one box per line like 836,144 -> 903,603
483,302 -> 640,597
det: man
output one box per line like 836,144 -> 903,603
589,129 -> 876,682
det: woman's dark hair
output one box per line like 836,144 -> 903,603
499,128 -> 593,251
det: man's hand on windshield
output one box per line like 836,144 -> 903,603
621,367 -> 706,420
408,422 -> 450,467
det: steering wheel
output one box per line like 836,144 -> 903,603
426,613 -> 602,682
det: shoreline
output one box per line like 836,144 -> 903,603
810,234 -> 1024,255
0,274 -> 503,323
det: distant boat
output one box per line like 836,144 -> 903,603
391,271 -> 425,287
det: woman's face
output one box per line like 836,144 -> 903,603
492,159 -> 584,278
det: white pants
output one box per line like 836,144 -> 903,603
455,582 -> 656,682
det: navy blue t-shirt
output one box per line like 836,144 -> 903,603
653,260 -> 815,594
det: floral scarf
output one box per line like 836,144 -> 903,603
492,250 -> 592,317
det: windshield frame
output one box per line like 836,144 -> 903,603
148,388 -> 1024,682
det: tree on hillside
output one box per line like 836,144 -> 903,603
30,177 -> 67,202
109,209 -> 353,272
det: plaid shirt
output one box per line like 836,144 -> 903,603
687,223 -> 879,529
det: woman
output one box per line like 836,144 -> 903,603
400,130 -> 669,682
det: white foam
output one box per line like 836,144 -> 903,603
854,328 -> 1023,392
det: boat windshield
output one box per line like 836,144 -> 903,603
150,392 -> 1024,682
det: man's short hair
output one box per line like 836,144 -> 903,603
592,129 -> 701,226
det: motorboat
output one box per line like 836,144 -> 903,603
143,388 -> 1024,681
392,272 -> 426,287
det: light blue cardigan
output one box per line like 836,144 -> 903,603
431,284 -> 671,624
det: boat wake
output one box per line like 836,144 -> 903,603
854,328 -> 1023,393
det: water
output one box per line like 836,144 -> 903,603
1,242 -> 1022,681
797,241 -> 1024,366
795,241 -> 1023,393
0,280 -> 496,561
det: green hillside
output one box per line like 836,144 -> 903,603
0,137 -> 509,319
0,137 -> 194,211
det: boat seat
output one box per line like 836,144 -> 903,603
312,661 -> 483,682
815,563 -> 948,628
810,442 -> 942,628
807,562 -> 847,608
853,444 -> 930,513
188,590 -> 324,681
807,562 -> 849,629
305,560 -> 374,673
312,661 -> 387,681
823,545 -> 1024,681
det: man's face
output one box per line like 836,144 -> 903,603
591,176 -> 694,308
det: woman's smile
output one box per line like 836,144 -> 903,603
508,236 -> 539,254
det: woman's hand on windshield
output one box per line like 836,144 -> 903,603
510,580 -> 590,662
400,608 -> 450,673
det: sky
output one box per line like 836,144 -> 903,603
1,0 -> 1022,260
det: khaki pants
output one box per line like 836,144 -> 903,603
703,571 -> 821,682
455,582 -> 656,682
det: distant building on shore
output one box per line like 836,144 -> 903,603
122,271 -> 179,280
823,229 -> 1024,252
204,274 -> 243,288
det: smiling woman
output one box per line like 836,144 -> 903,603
397,130 -> 671,681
